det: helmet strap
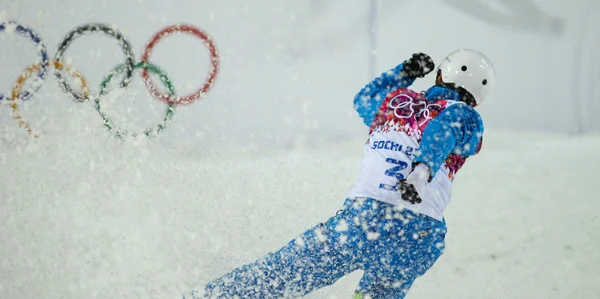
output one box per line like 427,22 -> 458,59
435,70 -> 478,107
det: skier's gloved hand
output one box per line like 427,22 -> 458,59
399,163 -> 432,204
398,180 -> 422,204
401,53 -> 435,78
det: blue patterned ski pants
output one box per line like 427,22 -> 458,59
195,197 -> 447,299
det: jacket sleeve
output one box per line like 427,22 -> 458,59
353,63 -> 416,126
413,103 -> 484,177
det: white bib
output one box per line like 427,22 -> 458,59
347,89 -> 460,221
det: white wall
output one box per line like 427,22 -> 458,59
0,0 -> 598,149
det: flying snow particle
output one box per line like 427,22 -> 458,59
367,232 -> 380,240
315,228 -> 327,242
450,121 -> 462,128
335,219 -> 348,232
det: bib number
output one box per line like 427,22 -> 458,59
378,157 -> 409,191
378,156 -> 422,204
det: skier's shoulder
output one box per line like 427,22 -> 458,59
383,87 -> 423,102
437,100 -> 484,128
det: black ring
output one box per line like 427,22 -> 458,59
54,23 -> 135,102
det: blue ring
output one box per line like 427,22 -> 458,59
0,21 -> 49,101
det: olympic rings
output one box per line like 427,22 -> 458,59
141,24 -> 219,105
10,60 -> 90,138
0,21 -> 49,102
1,20 -> 220,139
96,61 -> 175,139
389,94 -> 419,119
389,93 -> 442,126
54,23 -> 136,102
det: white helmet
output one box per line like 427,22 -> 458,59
436,49 -> 496,106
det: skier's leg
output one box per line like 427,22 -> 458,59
355,269 -> 415,299
197,208 -> 360,298
354,207 -> 447,299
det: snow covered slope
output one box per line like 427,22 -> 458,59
0,124 -> 598,299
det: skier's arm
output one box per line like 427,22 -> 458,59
413,104 -> 484,179
353,63 -> 416,126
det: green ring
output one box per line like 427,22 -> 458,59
97,61 -> 175,139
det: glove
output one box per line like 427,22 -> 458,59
398,163 -> 432,204
398,180 -> 422,204
401,53 -> 435,78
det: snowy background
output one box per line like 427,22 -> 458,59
1,0 -> 599,298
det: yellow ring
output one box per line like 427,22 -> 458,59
10,60 -> 91,137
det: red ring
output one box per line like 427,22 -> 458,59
141,24 -> 219,105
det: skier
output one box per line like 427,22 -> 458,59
190,49 -> 496,299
